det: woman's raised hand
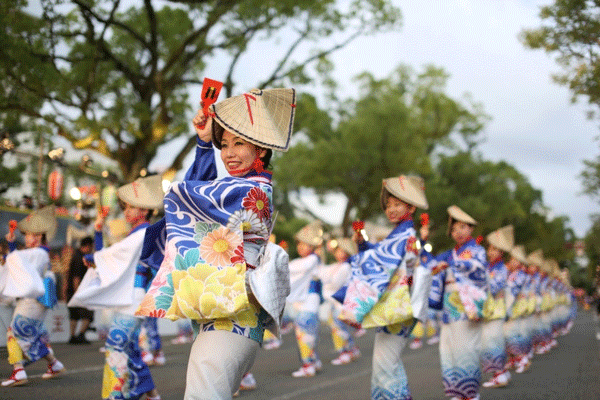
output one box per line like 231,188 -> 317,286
94,213 -> 105,232
193,109 -> 213,143
419,225 -> 430,242
352,230 -> 365,245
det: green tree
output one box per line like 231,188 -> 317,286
521,0 -> 600,112
583,214 -> 600,292
0,134 -> 27,198
520,0 -> 600,206
425,151 -> 574,262
274,65 -> 488,234
0,0 -> 402,182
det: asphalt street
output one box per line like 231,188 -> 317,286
0,310 -> 598,400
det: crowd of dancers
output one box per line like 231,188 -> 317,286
0,86 -> 578,400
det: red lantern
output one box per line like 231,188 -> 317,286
48,170 -> 64,201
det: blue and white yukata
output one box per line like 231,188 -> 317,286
504,268 -> 528,364
480,259 -> 508,375
97,223 -> 158,400
525,272 -> 540,357
431,238 -> 487,399
531,272 -> 544,351
536,274 -> 553,352
136,137 -> 289,399
319,260 -> 357,358
2,244 -> 55,367
287,253 -> 323,368
336,219 -> 420,400
139,317 -> 162,358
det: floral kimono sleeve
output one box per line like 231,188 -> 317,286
339,222 -> 416,325
488,263 -> 508,296
136,177 -> 272,322
184,137 -> 217,181
451,243 -> 488,319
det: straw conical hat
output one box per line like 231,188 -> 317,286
381,175 -> 428,210
294,220 -> 324,247
447,205 -> 477,235
211,88 -> 296,152
447,205 -> 477,225
510,245 -> 527,264
526,249 -> 544,267
117,175 -> 164,210
18,205 -> 57,241
336,237 -> 358,256
486,225 -> 514,253
541,259 -> 553,274
546,259 -> 560,277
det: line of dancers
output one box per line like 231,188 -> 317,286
0,86 -> 577,400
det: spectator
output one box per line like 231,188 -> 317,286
65,236 -> 94,344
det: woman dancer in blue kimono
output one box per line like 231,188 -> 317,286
480,225 -> 513,388
337,175 -> 429,400
136,88 -> 295,399
430,205 -> 488,400
70,175 -> 164,400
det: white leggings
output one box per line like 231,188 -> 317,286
185,330 -> 259,400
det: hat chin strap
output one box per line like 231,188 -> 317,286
397,211 -> 413,222
228,149 -> 265,176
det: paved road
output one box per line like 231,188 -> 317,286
1,310 -> 598,400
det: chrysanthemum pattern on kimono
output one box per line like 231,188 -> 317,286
136,138 -> 273,344
339,220 -> 419,327
437,239 -> 488,324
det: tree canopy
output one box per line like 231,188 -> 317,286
425,151 -> 573,261
0,0 -> 402,182
521,0 -> 600,207
274,64 -> 489,233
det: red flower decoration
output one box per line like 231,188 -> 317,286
8,220 -> 17,233
251,158 -> 264,174
149,309 -> 166,318
242,187 -> 270,221
278,240 -> 288,250
420,213 -> 429,227
352,220 -> 365,232
476,235 -> 484,245
230,244 -> 245,264
406,236 -> 419,255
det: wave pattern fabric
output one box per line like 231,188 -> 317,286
340,220 -> 419,326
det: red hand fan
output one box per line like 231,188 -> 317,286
196,78 -> 224,129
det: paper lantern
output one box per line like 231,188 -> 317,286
48,170 -> 64,201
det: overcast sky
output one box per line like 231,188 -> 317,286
152,0 -> 596,237
382,0 -> 599,238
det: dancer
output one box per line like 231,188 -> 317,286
140,317 -> 166,366
337,175 -> 428,400
170,319 -> 193,344
65,236 -> 95,344
522,249 -> 543,370
136,88 -> 294,399
287,221 -> 324,377
431,205 -> 488,400
503,244 -> 529,373
481,225 -> 513,388
320,237 -> 361,365
1,205 -> 65,387
70,175 -> 164,400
